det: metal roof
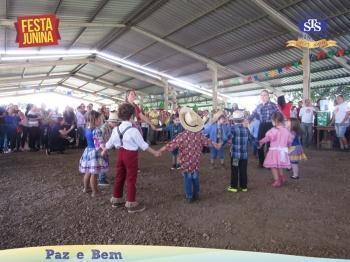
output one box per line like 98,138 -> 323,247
0,0 -> 350,105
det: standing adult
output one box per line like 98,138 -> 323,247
63,106 -> 77,147
126,89 -> 156,132
299,99 -> 316,147
330,95 -> 350,151
296,100 -> 303,121
277,94 -> 292,120
249,90 -> 280,167
76,104 -> 86,148
26,105 -> 41,152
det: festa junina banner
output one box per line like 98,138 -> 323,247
0,245 -> 347,262
14,14 -> 61,48
286,38 -> 337,49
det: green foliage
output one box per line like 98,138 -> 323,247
286,86 -> 350,103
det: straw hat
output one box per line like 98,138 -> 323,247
179,107 -> 204,132
231,110 -> 245,120
211,110 -> 224,123
106,111 -> 119,122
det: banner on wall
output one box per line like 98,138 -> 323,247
14,14 -> 61,48
0,245 -> 346,262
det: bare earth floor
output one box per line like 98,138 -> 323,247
0,147 -> 349,259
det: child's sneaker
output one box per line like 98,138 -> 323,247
290,175 -> 299,179
227,186 -> 238,193
98,179 -> 109,186
241,188 -> 248,192
127,202 -> 146,213
176,164 -> 181,170
170,164 -> 176,170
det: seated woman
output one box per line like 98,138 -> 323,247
47,117 -> 75,155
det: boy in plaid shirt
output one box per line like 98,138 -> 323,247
227,111 -> 251,193
158,107 -> 221,203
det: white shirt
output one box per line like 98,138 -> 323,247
299,106 -> 315,124
334,102 -> 350,124
106,121 -> 149,151
76,111 -> 86,128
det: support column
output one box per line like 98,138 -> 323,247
171,87 -> 177,111
208,63 -> 218,110
303,47 -> 311,100
162,78 -> 169,111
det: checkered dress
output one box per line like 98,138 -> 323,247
79,128 -> 109,174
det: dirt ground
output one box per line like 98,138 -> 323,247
0,146 -> 349,259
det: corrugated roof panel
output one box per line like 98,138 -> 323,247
57,0 -> 102,21
0,67 -> 23,77
65,77 -> 88,87
191,18 -> 286,57
105,30 -> 154,58
51,65 -> 80,74
94,0 -> 144,23
100,88 -> 120,96
213,33 -> 293,65
7,0 -> 58,17
41,79 -> 60,85
25,66 -> 55,75
79,64 -> 110,78
127,42 -> 178,65
100,72 -> 131,83
166,0 -> 273,48
74,28 -> 112,48
228,48 -> 303,75
123,79 -> 150,89
146,53 -> 198,73
138,0 -> 228,37
54,27 -> 83,48
83,83 -> 105,92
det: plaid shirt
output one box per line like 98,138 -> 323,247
230,124 -> 250,160
165,130 -> 212,173
249,101 -> 280,122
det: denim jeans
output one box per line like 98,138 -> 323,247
98,172 -> 107,182
301,122 -> 313,147
182,171 -> 200,199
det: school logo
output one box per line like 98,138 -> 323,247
298,18 -> 327,34
287,18 -> 335,49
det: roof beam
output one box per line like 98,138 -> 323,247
0,58 -> 91,69
59,83 -> 121,102
130,26 -> 277,93
0,19 -> 125,28
95,0 -> 169,51
68,0 -> 112,48
0,74 -> 71,85
124,0 -> 231,60
74,73 -> 132,93
252,0 -> 350,73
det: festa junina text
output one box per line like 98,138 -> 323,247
15,14 -> 60,48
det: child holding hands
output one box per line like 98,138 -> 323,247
158,107 -> 221,203
259,112 -> 293,187
102,103 -> 160,213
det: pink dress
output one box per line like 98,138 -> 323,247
260,127 -> 293,169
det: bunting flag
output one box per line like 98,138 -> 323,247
217,47 -> 350,87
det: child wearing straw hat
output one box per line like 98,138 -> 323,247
158,107 -> 221,203
204,110 -> 230,169
227,110 -> 251,193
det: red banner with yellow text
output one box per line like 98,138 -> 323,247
15,14 -> 60,48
